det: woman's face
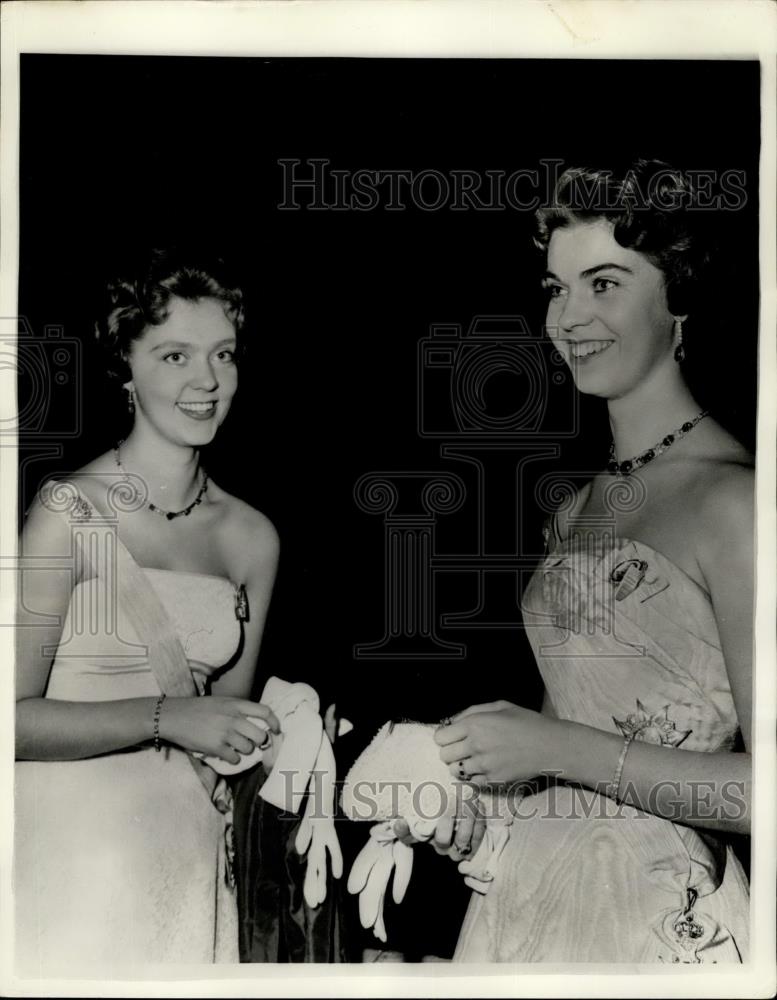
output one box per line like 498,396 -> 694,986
126,295 -> 238,448
543,219 -> 678,400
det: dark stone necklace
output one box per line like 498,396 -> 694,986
114,441 -> 209,519
607,410 -> 710,477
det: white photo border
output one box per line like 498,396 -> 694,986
1,2 -> 775,997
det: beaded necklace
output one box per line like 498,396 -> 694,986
114,441 -> 209,519
607,410 -> 709,477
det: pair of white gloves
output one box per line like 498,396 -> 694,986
202,698 -> 513,931
346,807 -> 513,943
200,676 -> 343,908
341,722 -> 514,942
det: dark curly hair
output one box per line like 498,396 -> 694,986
94,247 -> 245,383
534,160 -> 710,316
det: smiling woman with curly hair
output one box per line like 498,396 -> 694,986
15,247 -> 281,970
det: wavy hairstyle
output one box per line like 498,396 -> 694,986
94,247 -> 246,383
534,160 -> 710,317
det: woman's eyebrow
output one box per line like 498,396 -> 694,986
150,341 -> 190,351
580,262 -> 634,278
150,337 -> 237,352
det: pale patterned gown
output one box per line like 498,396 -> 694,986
15,568 -> 242,974
454,526 -> 750,964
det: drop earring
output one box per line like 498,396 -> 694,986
673,318 -> 685,364
123,382 -> 135,414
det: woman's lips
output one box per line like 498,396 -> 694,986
568,340 -> 614,362
176,401 -> 217,420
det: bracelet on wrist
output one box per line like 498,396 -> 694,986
153,693 -> 167,752
605,733 -> 635,802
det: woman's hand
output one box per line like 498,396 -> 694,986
434,700 -> 562,786
159,696 -> 280,764
392,796 -> 486,862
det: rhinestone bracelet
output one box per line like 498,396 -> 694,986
605,733 -> 635,802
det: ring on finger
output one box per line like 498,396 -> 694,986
456,759 -> 471,780
258,731 -> 272,751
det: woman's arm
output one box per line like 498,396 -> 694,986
16,495 -> 277,762
436,704 -> 751,835
15,496 -> 157,758
695,464 -> 754,752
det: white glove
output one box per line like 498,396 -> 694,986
259,681 -> 322,812
347,823 -> 397,943
294,729 -> 343,908
346,815 -> 436,941
206,676 -> 343,909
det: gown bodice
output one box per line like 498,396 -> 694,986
44,568 -> 242,701
523,530 -> 740,752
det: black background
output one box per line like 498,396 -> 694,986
18,55 -> 760,958
19,55 -> 760,726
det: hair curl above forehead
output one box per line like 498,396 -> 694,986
94,247 -> 245,382
534,160 -> 711,315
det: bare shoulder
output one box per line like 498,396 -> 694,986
691,453 -> 754,577
208,484 -> 280,578
679,417 -> 752,518
20,456 -> 115,570
34,451 -> 122,511
699,462 -> 754,521
691,421 -> 754,529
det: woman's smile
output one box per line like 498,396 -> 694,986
176,400 -> 219,420
567,340 -> 614,362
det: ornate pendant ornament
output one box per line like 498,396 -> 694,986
656,888 -> 713,964
114,441 -> 209,520
610,557 -> 648,601
234,584 -> 249,621
607,410 -> 709,477
613,699 -> 692,748
70,496 -> 93,521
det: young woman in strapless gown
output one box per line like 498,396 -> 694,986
432,161 -> 753,963
15,249 -> 281,971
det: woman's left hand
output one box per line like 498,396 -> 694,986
435,700 -> 562,786
392,798 -> 486,862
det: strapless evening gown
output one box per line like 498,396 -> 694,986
454,532 -> 750,964
15,569 -> 242,974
